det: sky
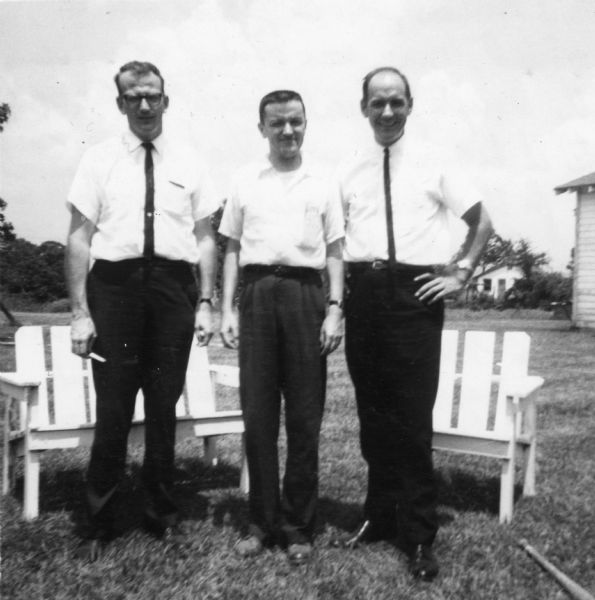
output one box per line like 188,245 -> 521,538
2,0 -> 595,271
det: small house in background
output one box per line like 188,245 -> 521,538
555,172 -> 595,329
470,264 -> 522,300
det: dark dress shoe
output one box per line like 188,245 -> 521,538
330,520 -> 398,549
143,511 -> 180,540
408,544 -> 439,581
287,542 -> 313,566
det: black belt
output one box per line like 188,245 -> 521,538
93,257 -> 193,278
348,261 -> 437,276
243,264 -> 319,278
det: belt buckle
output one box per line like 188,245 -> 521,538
371,259 -> 385,270
273,265 -> 284,275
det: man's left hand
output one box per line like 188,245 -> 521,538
414,265 -> 467,304
195,302 -> 214,346
320,307 -> 343,355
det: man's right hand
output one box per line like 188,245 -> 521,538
220,310 -> 239,350
70,314 -> 96,357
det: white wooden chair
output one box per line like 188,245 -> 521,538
432,330 -> 544,523
1,326 -> 248,520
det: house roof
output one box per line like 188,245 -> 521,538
555,172 -> 595,194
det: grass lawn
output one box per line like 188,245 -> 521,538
1,309 -> 594,599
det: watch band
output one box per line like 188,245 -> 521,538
328,299 -> 344,310
199,298 -> 213,306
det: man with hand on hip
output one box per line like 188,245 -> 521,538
219,89 -> 344,566
336,66 -> 493,581
65,61 -> 218,560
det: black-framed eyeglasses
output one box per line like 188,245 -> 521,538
120,93 -> 164,108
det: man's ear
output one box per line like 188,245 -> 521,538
163,95 -> 170,111
257,121 -> 265,138
408,97 -> 414,114
116,96 -> 126,115
360,98 -> 369,118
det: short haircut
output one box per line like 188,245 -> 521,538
361,66 -> 412,105
114,61 -> 165,95
259,90 -> 306,123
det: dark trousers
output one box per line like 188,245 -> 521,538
85,258 -> 197,522
239,266 -> 326,545
344,264 -> 443,547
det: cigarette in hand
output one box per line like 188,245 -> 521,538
89,352 -> 106,363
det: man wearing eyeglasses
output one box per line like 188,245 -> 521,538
65,61 -> 219,560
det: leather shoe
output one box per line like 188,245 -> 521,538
143,512 -> 180,541
408,544 -> 439,581
287,542 -> 312,566
234,535 -> 264,557
330,520 -> 397,549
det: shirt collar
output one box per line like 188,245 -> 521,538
122,129 -> 165,155
374,133 -> 406,160
256,153 -> 313,179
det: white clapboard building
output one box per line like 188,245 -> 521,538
555,171 -> 595,329
471,264 -> 523,300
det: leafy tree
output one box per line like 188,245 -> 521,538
0,239 -> 67,302
0,103 -> 20,324
0,103 -> 10,131
0,104 -> 15,242
477,233 -> 548,277
512,238 -> 549,279
477,233 -> 514,273
0,197 -> 16,243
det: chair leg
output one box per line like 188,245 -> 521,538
522,440 -> 536,497
499,457 -> 514,524
203,436 -> 218,466
239,433 -> 249,494
2,441 -> 12,495
521,401 -> 537,497
23,450 -> 41,520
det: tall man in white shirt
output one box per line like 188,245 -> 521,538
65,61 -> 219,560
219,90 -> 344,566
337,67 -> 493,581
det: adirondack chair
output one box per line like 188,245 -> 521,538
1,326 -> 248,520
432,330 -> 544,523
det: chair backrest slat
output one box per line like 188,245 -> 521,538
184,344 -> 216,416
493,331 -> 531,435
433,329 -> 459,430
458,331 -> 495,432
15,327 -> 50,428
50,327 -> 90,426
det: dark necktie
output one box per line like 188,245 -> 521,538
383,146 -> 397,267
142,142 -> 155,259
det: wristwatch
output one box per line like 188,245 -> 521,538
455,259 -> 474,282
199,297 -> 213,306
328,299 -> 344,310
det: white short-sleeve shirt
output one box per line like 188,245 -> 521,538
219,157 -> 344,269
339,137 -> 481,265
67,130 -> 220,262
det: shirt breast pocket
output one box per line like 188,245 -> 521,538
156,177 -> 192,218
298,203 -> 322,250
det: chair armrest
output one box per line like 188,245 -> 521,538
502,376 -> 544,399
0,372 -> 41,389
209,364 -> 239,388
1,374 -> 41,436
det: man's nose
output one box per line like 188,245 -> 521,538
282,121 -> 293,135
381,103 -> 394,118
139,97 -> 151,111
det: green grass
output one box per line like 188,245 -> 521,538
1,309 -> 594,599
